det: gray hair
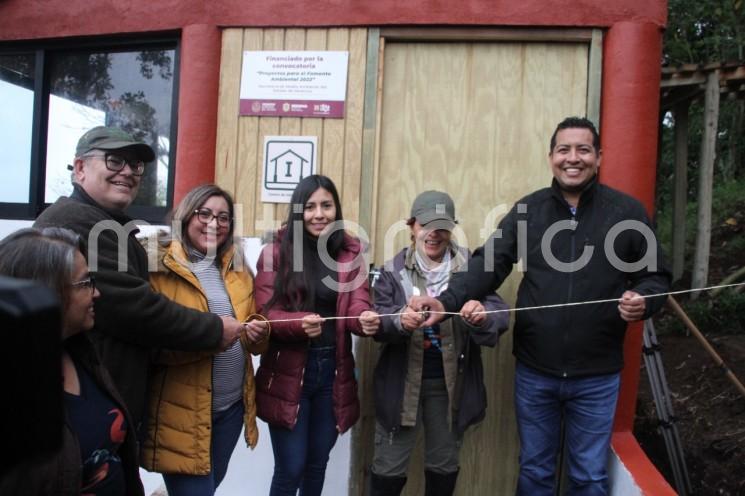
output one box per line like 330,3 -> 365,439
0,227 -> 83,310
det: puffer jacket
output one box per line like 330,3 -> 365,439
373,244 -> 509,435
254,230 -> 372,433
139,240 -> 268,475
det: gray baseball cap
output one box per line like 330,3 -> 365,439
410,190 -> 457,229
75,126 -> 155,162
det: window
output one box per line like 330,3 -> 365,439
0,37 -> 179,222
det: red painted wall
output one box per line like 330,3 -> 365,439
613,432 -> 676,495
173,24 -> 222,201
1,1 -> 666,40
600,21 -> 664,434
599,21 -> 672,493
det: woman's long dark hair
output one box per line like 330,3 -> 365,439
266,174 -> 344,312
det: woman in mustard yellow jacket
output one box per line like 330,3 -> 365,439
140,184 -> 269,496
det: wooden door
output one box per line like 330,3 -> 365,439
363,40 -> 589,495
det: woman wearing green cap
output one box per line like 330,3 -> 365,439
369,190 -> 509,496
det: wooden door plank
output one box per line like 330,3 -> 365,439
214,28 -> 244,197
340,28 -> 367,225
234,28 -> 264,236
321,28 -> 350,190
301,29 -> 328,177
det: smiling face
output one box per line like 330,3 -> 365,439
303,187 -> 337,238
410,220 -> 452,263
186,195 -> 231,255
63,250 -> 99,339
74,148 -> 142,210
549,127 -> 601,205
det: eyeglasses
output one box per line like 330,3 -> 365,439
70,275 -> 96,293
194,208 -> 232,227
83,152 -> 146,176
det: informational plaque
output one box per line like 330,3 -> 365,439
240,51 -> 349,118
261,136 -> 318,203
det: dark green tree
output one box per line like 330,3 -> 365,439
659,0 -> 745,211
665,0 -> 744,64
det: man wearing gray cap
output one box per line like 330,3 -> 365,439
34,126 -> 245,429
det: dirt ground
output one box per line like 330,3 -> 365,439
635,309 -> 745,495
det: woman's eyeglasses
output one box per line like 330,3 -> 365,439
194,208 -> 232,227
70,275 -> 96,293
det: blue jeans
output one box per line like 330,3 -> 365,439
269,346 -> 339,496
514,362 -> 620,496
163,399 -> 245,496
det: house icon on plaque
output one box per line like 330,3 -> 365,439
266,149 -> 310,190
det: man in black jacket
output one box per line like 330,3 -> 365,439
34,126 -> 245,430
411,117 -> 671,495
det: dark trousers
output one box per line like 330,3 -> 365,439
163,399 -> 245,496
372,378 -> 461,477
269,346 -> 339,496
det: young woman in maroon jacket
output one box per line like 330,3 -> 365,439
254,174 -> 379,496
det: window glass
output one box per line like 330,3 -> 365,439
0,54 -> 34,203
44,48 -> 175,206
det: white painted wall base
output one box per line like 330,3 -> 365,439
609,446 -> 643,496
139,393 -> 352,496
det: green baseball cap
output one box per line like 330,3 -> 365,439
75,126 -> 155,162
410,190 -> 457,229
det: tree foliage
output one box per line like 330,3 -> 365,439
665,0 -> 744,65
657,0 -> 745,282
658,0 -> 745,212
136,51 -> 173,80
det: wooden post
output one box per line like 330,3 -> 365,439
672,101 -> 689,282
691,71 -> 719,298
173,24 -> 222,204
602,20 -> 664,434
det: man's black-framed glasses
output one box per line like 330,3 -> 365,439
70,275 -> 96,293
84,152 -> 146,176
194,208 -> 232,227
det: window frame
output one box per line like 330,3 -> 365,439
0,33 -> 181,223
